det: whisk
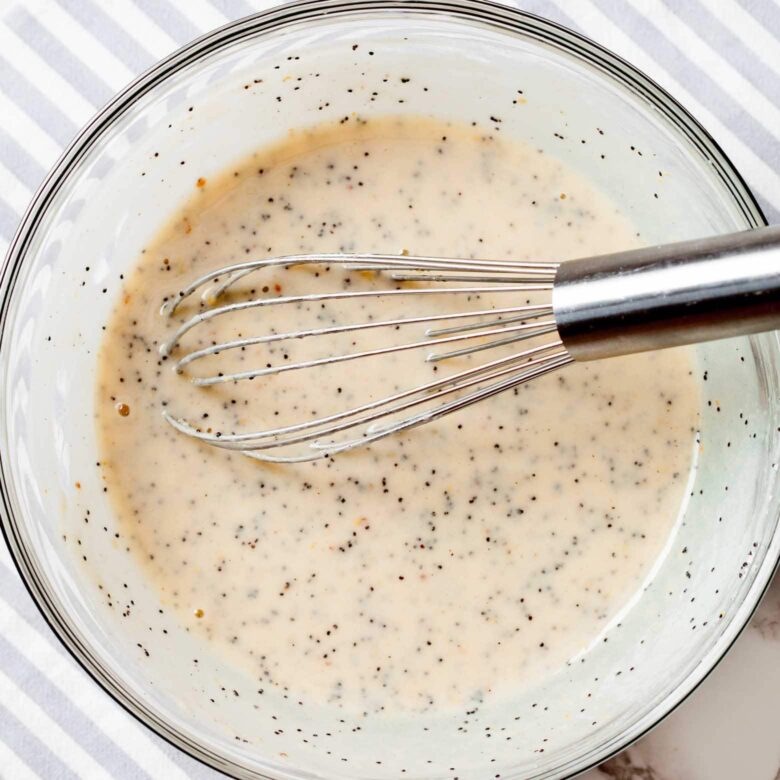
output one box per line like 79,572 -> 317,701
160,225 -> 780,463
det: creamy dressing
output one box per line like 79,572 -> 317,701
96,117 -> 699,714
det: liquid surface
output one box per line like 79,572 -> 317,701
96,117 -> 699,714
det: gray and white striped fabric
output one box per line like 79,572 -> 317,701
0,1 -> 778,778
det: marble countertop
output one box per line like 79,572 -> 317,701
587,572 -> 780,780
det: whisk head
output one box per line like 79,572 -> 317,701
159,253 -> 572,462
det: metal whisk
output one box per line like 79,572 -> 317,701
160,225 -> 780,462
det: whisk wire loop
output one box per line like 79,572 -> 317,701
160,252 -> 566,461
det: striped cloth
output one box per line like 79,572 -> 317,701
0,1 -> 778,778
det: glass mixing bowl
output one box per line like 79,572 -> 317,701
1,1 -> 778,778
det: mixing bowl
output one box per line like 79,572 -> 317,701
2,1 -> 778,778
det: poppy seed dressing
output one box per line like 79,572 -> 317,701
96,116 -> 700,714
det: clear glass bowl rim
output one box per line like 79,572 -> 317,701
0,1 -> 774,778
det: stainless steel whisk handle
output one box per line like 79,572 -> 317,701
553,224 -> 780,361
